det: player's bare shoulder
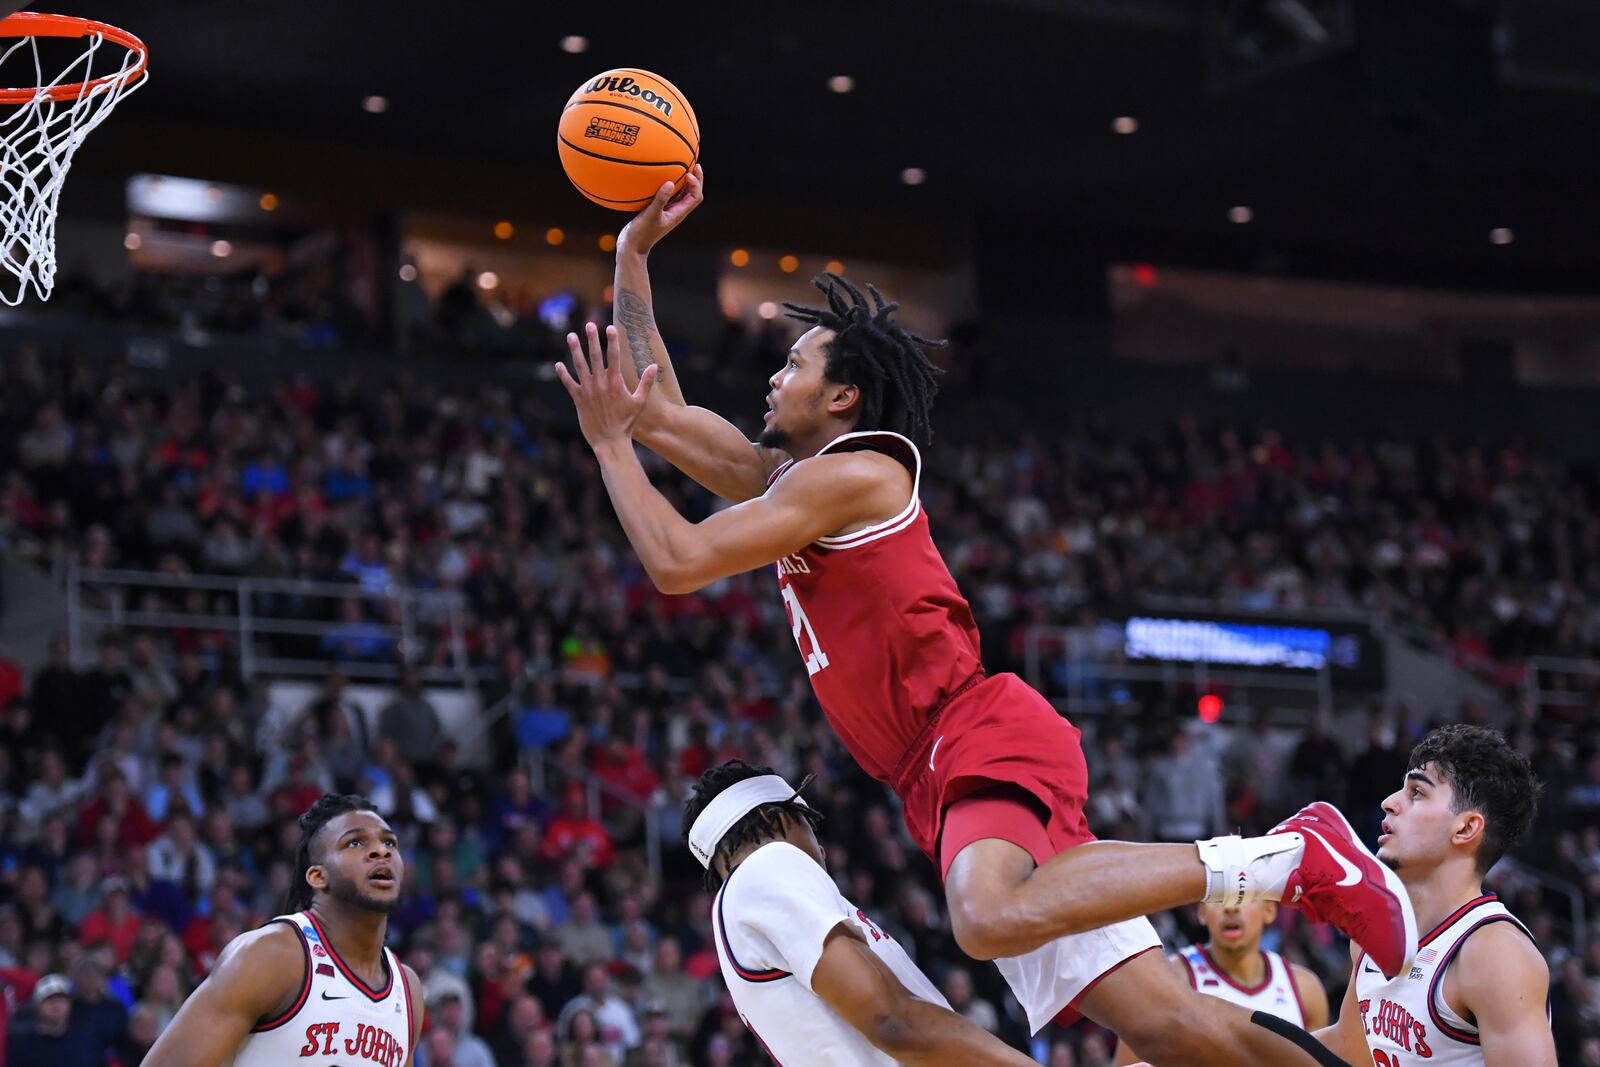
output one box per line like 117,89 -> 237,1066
779,448 -> 912,529
1451,918 -> 1547,999
210,919 -> 309,1010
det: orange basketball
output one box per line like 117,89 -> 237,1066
557,69 -> 700,211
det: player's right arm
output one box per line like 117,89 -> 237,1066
612,167 -> 787,504
810,925 -> 1037,1067
1312,946 -> 1372,1065
139,923 -> 306,1067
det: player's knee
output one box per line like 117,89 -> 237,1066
947,892 -> 1013,961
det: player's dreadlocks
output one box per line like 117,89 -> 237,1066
683,760 -> 825,892
286,793 -> 381,912
783,273 -> 945,444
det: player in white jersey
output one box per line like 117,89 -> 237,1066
1315,725 -> 1555,1067
141,794 -> 424,1067
1114,900 -> 1328,1064
686,760 -> 1039,1066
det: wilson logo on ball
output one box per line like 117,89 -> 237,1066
585,117 -> 640,147
585,75 -> 674,115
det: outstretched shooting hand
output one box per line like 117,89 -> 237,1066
557,322 -> 658,449
617,164 -> 704,256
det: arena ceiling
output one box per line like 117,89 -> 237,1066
44,0 -> 1600,290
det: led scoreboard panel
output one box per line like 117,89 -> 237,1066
1122,612 -> 1384,688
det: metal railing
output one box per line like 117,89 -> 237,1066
1524,655 -> 1600,714
66,565 -> 472,684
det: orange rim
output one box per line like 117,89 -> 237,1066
0,12 -> 147,105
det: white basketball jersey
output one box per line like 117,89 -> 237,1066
227,910 -> 413,1067
1355,894 -> 1539,1067
1178,944 -> 1306,1026
711,841 -> 950,1066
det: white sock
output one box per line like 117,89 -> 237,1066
1195,833 -> 1305,907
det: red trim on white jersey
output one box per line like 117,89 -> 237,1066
250,918 -> 311,1032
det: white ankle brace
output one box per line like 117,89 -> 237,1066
1195,833 -> 1305,907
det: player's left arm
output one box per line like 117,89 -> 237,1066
558,324 -> 900,592
1452,923 -> 1555,1067
595,444 -> 894,593
1289,963 -> 1330,1031
401,965 -> 426,1067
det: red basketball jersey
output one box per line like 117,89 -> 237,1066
769,431 -> 983,780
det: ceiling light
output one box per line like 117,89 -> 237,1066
545,227 -> 565,246
1489,227 -> 1514,245
211,240 -> 232,257
757,301 -> 778,320
598,234 -> 616,252
779,255 -> 799,273
477,271 -> 499,290
258,193 -> 279,212
1228,205 -> 1254,224
824,259 -> 845,274
362,95 -> 389,114
561,35 -> 589,54
1112,116 -> 1139,135
900,167 -> 926,186
399,264 -> 418,282
494,221 -> 514,240
827,75 -> 854,94
123,232 -> 142,251
729,248 -> 750,267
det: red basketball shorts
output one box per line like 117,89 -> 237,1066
889,671 -> 1096,880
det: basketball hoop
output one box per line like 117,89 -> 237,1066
0,12 -> 147,305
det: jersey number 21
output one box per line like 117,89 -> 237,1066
781,585 -> 830,676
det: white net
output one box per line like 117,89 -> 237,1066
0,25 -> 145,305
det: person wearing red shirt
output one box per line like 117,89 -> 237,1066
0,959 -> 40,1067
590,735 -> 660,810
74,772 -> 158,850
541,785 -> 615,870
77,880 -> 141,963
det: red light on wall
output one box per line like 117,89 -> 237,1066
1197,693 -> 1223,723
1131,262 -> 1159,287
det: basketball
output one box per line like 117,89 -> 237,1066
557,68 -> 699,211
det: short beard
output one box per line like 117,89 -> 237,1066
757,425 -> 791,450
327,875 -> 401,914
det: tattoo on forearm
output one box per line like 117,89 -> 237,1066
616,289 -> 660,376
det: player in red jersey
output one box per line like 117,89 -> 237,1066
557,170 -> 1408,1065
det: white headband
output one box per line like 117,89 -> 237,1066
687,775 -> 810,869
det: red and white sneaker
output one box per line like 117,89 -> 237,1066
1271,801 -> 1418,978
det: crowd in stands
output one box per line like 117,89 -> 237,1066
0,335 -> 1598,1065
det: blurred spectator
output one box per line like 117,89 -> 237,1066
557,962 -> 639,1064
427,988 -> 496,1067
943,966 -> 999,1033
144,753 -> 205,823
111,1002 -> 161,1066
4,974 -> 101,1067
379,666 -> 444,769
543,787 -> 614,871
1143,731 -> 1227,842
68,950 -> 128,1059
146,814 -> 217,899
553,894 -> 614,968
77,880 -> 140,964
